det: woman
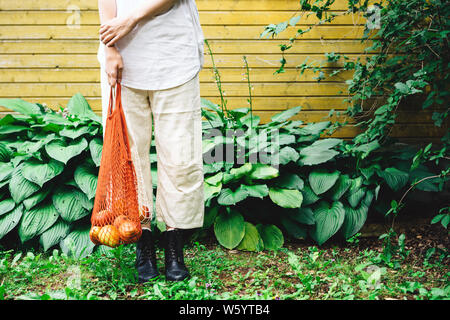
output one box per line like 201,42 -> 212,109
97,0 -> 205,283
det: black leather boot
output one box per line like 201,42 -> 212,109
135,229 -> 159,283
164,229 -> 190,281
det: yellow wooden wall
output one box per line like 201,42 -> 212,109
0,0 -> 445,142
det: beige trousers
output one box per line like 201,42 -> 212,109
100,69 -> 205,230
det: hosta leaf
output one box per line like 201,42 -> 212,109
298,147 -> 339,166
67,93 -> 102,123
278,133 -> 296,145
309,138 -> 343,149
0,161 -> 14,182
0,198 -> 16,217
229,163 -> 253,181
205,172 -> 223,186
60,226 -> 96,259
341,198 -> 370,239
214,208 -> 245,249
60,126 -> 92,140
347,188 -> 366,208
52,186 -> 90,223
327,174 -> 352,201
281,216 -> 308,239
18,201 -> 59,243
0,98 -> 42,116
21,159 -> 64,188
289,206 -> 315,225
203,206 -> 219,229
45,138 -> 88,164
256,224 -> 284,250
376,167 -> 409,192
217,187 -> 249,206
204,182 -> 222,201
249,163 -> 279,180
0,125 -> 29,135
9,165 -> 41,203
269,187 -> 303,208
23,189 -> 51,210
89,137 -> 103,167
297,121 -> 331,135
309,169 -> 340,195
309,201 -> 345,245
0,143 -> 12,162
279,146 -> 299,165
0,203 -> 23,239
74,162 -> 98,200
274,172 -> 304,190
39,219 -> 71,252
302,184 -> 320,205
240,184 -> 269,199
236,222 -> 264,252
270,106 -> 301,123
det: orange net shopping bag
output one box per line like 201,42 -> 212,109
90,82 -> 143,247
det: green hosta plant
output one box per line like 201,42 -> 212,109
0,94 -> 103,258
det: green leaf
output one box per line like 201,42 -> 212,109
298,121 -> 331,135
236,222 -> 264,252
204,182 -> 222,201
0,143 -> 12,162
18,201 -> 59,243
0,98 -> 42,116
21,159 -> 64,188
0,125 -> 29,135
269,187 -> 303,208
0,199 -> 15,216
377,167 -> 409,192
256,224 -> 284,250
270,106 -> 301,123
74,162 -> 98,200
274,172 -> 304,190
0,162 -> 14,182
59,126 -> 92,140
214,208 -> 245,249
341,200 -> 370,239
240,184 -> 269,199
203,206 -> 219,229
249,163 -> 279,180
0,204 -> 23,239
281,216 -> 308,239
45,138 -> 88,164
302,184 -> 320,205
52,186 -> 90,223
229,163 -> 253,181
279,146 -> 299,165
309,169 -> 340,195
89,137 -> 103,167
39,219 -> 71,252
67,93 -> 102,123
23,189 -> 51,210
347,188 -> 366,208
298,146 -> 339,166
217,187 -> 249,206
9,165 -> 41,203
60,226 -> 95,259
327,174 -> 352,201
289,206 -> 315,225
310,201 -> 345,245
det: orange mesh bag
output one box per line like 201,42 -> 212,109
90,82 -> 142,247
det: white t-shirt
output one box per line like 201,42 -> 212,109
97,0 -> 205,90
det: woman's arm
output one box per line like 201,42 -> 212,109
98,0 -> 123,86
99,0 -> 177,47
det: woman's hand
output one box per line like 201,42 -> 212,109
99,15 -> 137,47
105,46 -> 123,86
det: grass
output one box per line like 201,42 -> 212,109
0,226 -> 448,300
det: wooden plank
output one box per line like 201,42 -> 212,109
0,39 -> 375,54
0,53 -> 376,68
0,68 -> 356,83
0,0 -> 377,11
0,82 -> 351,97
0,10 -> 367,26
0,25 -> 372,40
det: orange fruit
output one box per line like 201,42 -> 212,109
118,220 -> 141,243
91,209 -> 112,226
113,215 -> 129,230
97,225 -> 121,248
89,226 -> 101,245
